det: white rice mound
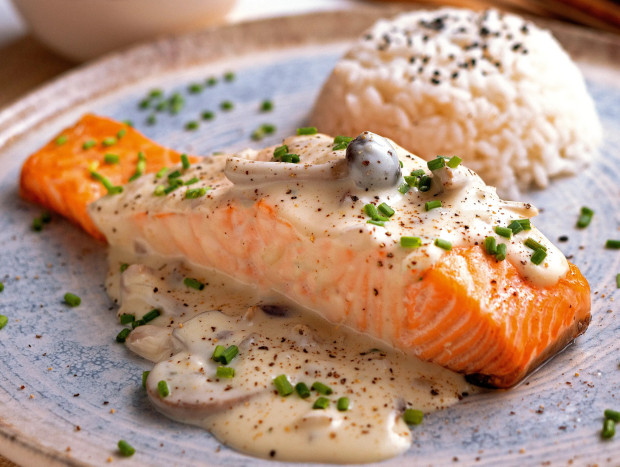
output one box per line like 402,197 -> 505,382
311,8 -> 602,199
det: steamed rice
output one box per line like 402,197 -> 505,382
311,8 -> 602,198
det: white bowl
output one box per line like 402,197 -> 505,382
10,0 -> 237,62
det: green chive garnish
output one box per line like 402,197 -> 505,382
131,319 -> 145,329
494,226 -> 512,239
398,183 -> 411,194
184,177 -> 199,186
0,315 -> 8,330
201,110 -> 215,120
188,83 -> 203,94
605,409 -> 620,422
82,140 -> 96,150
155,101 -> 168,112
224,71 -> 235,82
418,176 -> 432,192
447,156 -> 462,168
313,397 -> 330,409
90,171 -> 123,195
251,129 -> 265,141
279,153 -> 300,163
260,100 -> 273,112
185,121 -> 199,131
404,176 -> 418,187
55,135 -> 68,145
32,217 -> 44,232
364,204 -> 388,222
116,128 -> 127,140
64,293 -> 81,307
602,418 -> 616,439
495,243 -> 507,261
219,345 -> 239,365
427,157 -> 445,171
129,151 -> 146,182
169,93 -> 185,114
139,98 -> 150,110
616,274 -> 620,289
378,203 -> 395,218
531,249 -> 547,265
516,219 -> 531,230
185,187 -> 207,199
142,309 -> 160,323
157,380 -> 169,398
120,314 -> 135,324
576,207 -> 594,228
155,167 -> 168,178
403,408 -> 424,425
117,440 -> 136,457
163,180 -> 182,194
142,371 -> 150,389
507,220 -> 523,235
337,397 -> 350,411
400,236 -> 422,248
149,89 -> 163,99
183,277 -> 205,290
0,282 -> 4,292
311,382 -> 333,395
295,382 -> 311,399
206,77 -> 218,86
484,236 -> 497,255
220,100 -> 234,111
434,238 -> 452,250
123,120 -> 134,127
297,127 -> 318,135
261,123 -> 276,134
168,170 -> 182,179
115,328 -> 131,343
273,375 -> 293,396
216,366 -> 235,378
212,345 -> 225,362
425,200 -> 442,211
605,239 -> 620,249
146,114 -> 157,125
367,220 -> 385,227
333,135 -> 353,150
180,154 -> 190,170
102,137 -> 117,147
120,263 -> 129,272
153,185 -> 166,196
273,145 -> 288,159
524,238 -> 547,251
104,153 -> 119,164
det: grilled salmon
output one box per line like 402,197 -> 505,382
19,115 -> 591,388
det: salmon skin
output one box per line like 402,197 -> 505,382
19,116 -> 591,388
19,114 -> 198,240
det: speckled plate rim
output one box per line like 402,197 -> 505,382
0,6 -> 619,467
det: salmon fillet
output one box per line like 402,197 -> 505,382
19,115 -> 591,388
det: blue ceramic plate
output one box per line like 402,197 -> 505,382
0,9 -> 619,467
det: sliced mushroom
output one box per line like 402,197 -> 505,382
125,325 -> 180,363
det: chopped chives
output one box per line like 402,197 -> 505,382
378,202 -> 395,218
104,153 -> 119,164
484,236 -> 497,255
155,167 -> 168,178
146,114 -> 157,126
524,238 -> 547,251
168,170 -> 182,179
169,93 -> 185,114
185,121 -> 199,131
129,151 -> 146,182
400,160 -> 403,167
131,319 -> 145,329
149,89 -> 163,99
142,309 -> 160,323
139,98 -> 150,109
273,374 -> 293,396
617,274 -> 620,289
0,315 -> 7,330
337,397 -> 350,411
123,120 -> 134,127
364,204 -> 388,222
157,380 -> 169,398
142,371 -> 150,389
418,175 -> 432,192
102,137 -> 117,147
184,177 -> 199,186
116,128 -> 127,139
531,249 -> 547,265
605,409 -> 620,422
411,169 -> 425,177
183,277 -> 205,290
185,187 -> 207,199
273,145 -> 288,159
425,200 -> 442,211
206,77 -> 218,86
153,185 -> 166,196
120,263 -> 129,272
188,83 -> 203,94
32,217 -> 43,232
313,397 -> 330,410
117,440 -> 136,457
181,154 -> 191,170
219,345 -> 239,365
201,110 -> 215,120
400,236 -> 422,248
0,282 -> 4,292
576,207 -> 594,228
398,183 -> 411,194
90,171 -> 123,195
602,418 -> 616,439
163,181 -> 182,195
296,127 -> 318,135
403,175 -> 418,187
427,157 -> 445,171
212,345 -> 225,362
434,238 -> 452,250
279,153 -> 300,163
224,71 -> 235,82
82,140 -> 96,150
55,135 -> 68,145
495,243 -> 507,261
334,135 -> 353,144
311,382 -> 332,395
447,156 -> 462,168
295,382 -> 310,399
261,123 -> 276,134
216,366 -> 235,378
64,292 -> 81,307
367,220 -> 385,227
119,314 -> 135,324
403,408 -> 424,425
115,328 -> 131,343
494,226 -> 512,239
220,100 -> 234,111
605,239 -> 620,249
507,220 -> 523,235
155,101 -> 168,112
260,100 -> 273,112
515,219 -> 531,230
